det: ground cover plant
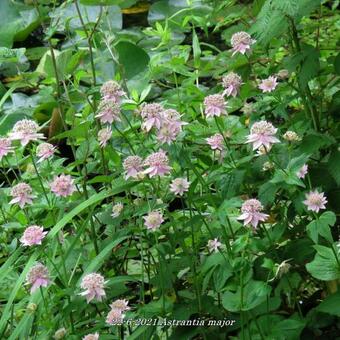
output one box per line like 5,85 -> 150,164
0,0 -> 339,339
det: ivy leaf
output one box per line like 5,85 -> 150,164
306,245 -> 340,281
306,211 -> 336,244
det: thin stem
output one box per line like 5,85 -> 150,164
29,149 -> 51,207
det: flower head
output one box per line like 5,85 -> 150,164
10,119 -> 45,146
143,211 -> 164,230
0,137 -> 14,160
123,155 -> 143,179
283,131 -> 301,142
241,102 -> 254,116
262,161 -> 274,171
110,299 -> 130,312
10,182 -> 35,208
140,103 -> 164,132
112,202 -> 123,218
100,80 -> 125,102
106,308 -> 124,325
144,150 -> 171,177
230,31 -> 256,55
170,178 -> 190,196
277,69 -> 289,80
246,120 -> 280,150
222,72 -> 242,97
203,94 -> 227,118
297,164 -> 308,179
54,328 -> 67,339
80,273 -> 106,303
303,190 -> 327,213
26,263 -> 50,293
20,225 -> 47,247
237,199 -> 269,228
96,99 -> 121,124
157,123 -> 181,145
83,333 -> 99,340
36,143 -> 56,163
207,238 -> 222,253
50,174 -> 75,197
98,126 -> 112,148
206,133 -> 224,151
258,76 -> 278,93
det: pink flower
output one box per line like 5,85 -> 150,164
25,263 -> 50,293
123,155 -> 143,179
203,94 -> 227,118
246,121 -> 280,150
10,183 -> 36,208
100,80 -> 125,102
106,308 -> 124,325
157,109 -> 187,144
50,174 -> 75,197
95,99 -> 121,124
9,119 -> 45,146
157,123 -> 181,145
98,126 -> 112,148
143,211 -> 164,230
222,72 -> 242,97
206,133 -> 224,151
207,238 -> 222,253
230,31 -> 256,56
140,103 -> 164,132
303,190 -> 327,213
20,225 -> 47,246
36,143 -> 56,163
110,299 -> 130,312
170,178 -> 190,196
144,150 -> 171,177
297,164 -> 308,179
258,76 -> 278,93
237,199 -> 269,228
80,273 -> 106,303
83,333 -> 99,340
0,137 -> 14,160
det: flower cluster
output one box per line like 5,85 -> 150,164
237,198 -> 269,229
106,299 -> 130,325
26,263 -> 50,293
9,119 -> 45,146
50,174 -> 75,197
80,273 -> 106,303
140,104 -> 186,145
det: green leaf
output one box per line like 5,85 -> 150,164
316,291 -> 340,317
115,41 -> 150,79
0,0 -> 40,48
222,280 -> 271,311
297,45 -> 320,90
306,211 -> 336,243
327,149 -> 340,186
306,245 -> 340,281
